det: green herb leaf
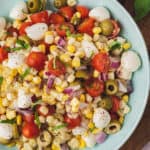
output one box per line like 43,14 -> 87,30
0,119 -> 16,124
20,68 -> 31,79
52,123 -> 67,130
34,112 -> 41,128
0,76 -> 3,85
31,100 -> 42,109
11,47 -> 23,51
109,41 -> 121,50
134,0 -> 150,20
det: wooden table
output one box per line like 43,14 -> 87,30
119,0 -> 150,150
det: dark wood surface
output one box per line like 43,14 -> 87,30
119,0 -> 150,150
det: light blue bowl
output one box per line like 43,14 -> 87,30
0,0 -> 149,150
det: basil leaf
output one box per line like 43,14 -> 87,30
52,123 -> 67,130
16,39 -> 30,50
11,47 -> 23,51
20,68 -> 31,79
134,0 -> 150,20
34,112 -> 41,128
0,76 -> 3,85
0,119 -> 16,124
109,41 -> 121,50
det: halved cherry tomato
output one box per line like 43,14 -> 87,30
26,52 -> 47,71
0,47 -> 8,63
76,5 -> 89,19
55,23 -> 74,37
92,53 -> 110,73
22,122 -> 40,138
49,13 -> 65,24
111,96 -> 120,112
108,20 -> 120,39
85,78 -> 104,97
7,27 -> 19,37
37,105 -> 56,117
23,113 -> 34,123
64,114 -> 81,129
30,11 -> 49,24
78,18 -> 95,36
19,22 -> 33,35
59,6 -> 74,20
48,58 -> 66,76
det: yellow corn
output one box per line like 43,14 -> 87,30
122,95 -> 129,103
60,53 -> 71,63
119,116 -> 124,124
123,42 -> 131,50
93,70 -> 100,78
24,74 -> 33,81
75,70 -> 87,79
6,37 -> 16,47
32,76 -> 41,85
85,111 -> 93,119
92,128 -> 102,134
17,67 -> 24,75
67,45 -> 76,53
13,20 -> 22,29
80,94 -> 86,102
50,45 -> 57,52
38,44 -> 46,53
76,12 -> 81,18
17,115 -> 22,125
75,50 -> 85,58
93,27 -> 102,34
72,57 -> 80,68
88,122 -> 95,129
6,110 -> 16,120
71,97 -> 80,113
11,69 -> 18,76
77,136 -> 86,149
55,85 -> 64,93
0,98 -> 2,106
51,144 -> 61,150
30,87 -> 39,94
39,71 -> 44,77
0,106 -> 6,114
62,94 -> 69,101
76,36 -> 83,42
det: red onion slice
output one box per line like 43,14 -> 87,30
58,38 -> 66,47
101,73 -> 108,81
47,75 -> 55,89
95,132 -> 107,144
110,57 -> 120,69
61,144 -> 69,150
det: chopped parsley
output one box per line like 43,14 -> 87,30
0,119 -> 16,124
20,68 -> 31,79
34,112 -> 41,128
0,76 -> 3,85
109,41 -> 121,50
52,123 -> 68,131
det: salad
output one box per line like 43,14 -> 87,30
0,0 -> 141,150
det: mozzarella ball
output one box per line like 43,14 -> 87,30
25,23 -> 48,41
93,108 -> 111,128
9,1 -> 28,20
89,7 -> 110,22
121,51 -> 141,72
0,17 -> 6,31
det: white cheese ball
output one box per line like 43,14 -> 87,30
0,124 -> 13,140
82,134 -> 96,148
17,89 -> 32,109
89,7 -> 110,22
25,23 -> 48,41
9,1 -> 28,20
121,51 -> 141,72
0,17 -> 6,31
93,108 -> 111,128
117,67 -> 132,80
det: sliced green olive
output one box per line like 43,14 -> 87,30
19,35 -> 31,45
12,124 -> 19,138
71,14 -> 81,26
99,97 -> 112,110
27,0 -> 41,13
100,19 -> 114,36
54,0 -> 67,9
0,137 -> 10,144
105,80 -> 118,95
104,121 -> 121,134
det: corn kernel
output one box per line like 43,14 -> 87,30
6,37 -> 16,48
72,57 -> 80,68
92,128 -> 102,134
39,71 -> 44,77
32,76 -> 41,85
11,69 -> 18,76
67,74 -> 75,83
50,45 -> 57,52
17,115 -> 22,125
2,98 -> 9,107
93,27 -> 102,34
0,98 -> 2,106
77,136 -> 86,149
67,45 -> 76,53
51,144 -> 61,150
24,74 -> 33,81
62,94 -> 69,101
75,50 -> 85,58
13,20 -> 22,29
85,111 -> 93,119
17,67 -> 23,74
122,95 -> 129,103
55,85 -> 64,92
93,70 -> 100,78
30,87 -> 39,94
88,122 -> 94,129
60,53 -> 71,63
71,97 -> 80,113
123,42 -> 131,50
76,12 -> 81,18
6,110 -> 16,120
75,70 -> 87,79
80,94 -> 85,102
0,106 -> 6,114
119,116 -> 124,124
38,44 -> 46,53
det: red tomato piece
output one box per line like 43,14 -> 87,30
37,105 -> 55,117
76,5 -> 89,19
30,11 -> 49,24
22,122 -> 40,138
111,96 -> 120,112
55,23 -> 74,37
110,111 -> 119,120
64,114 -> 81,129
48,58 -> 66,76
108,20 -> 120,39
19,22 -> 33,35
0,47 -> 8,63
7,27 -> 19,37
26,52 -> 47,71
23,113 -> 34,123
59,6 -> 74,20
49,13 -> 65,24
85,78 -> 104,97
92,53 -> 110,73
